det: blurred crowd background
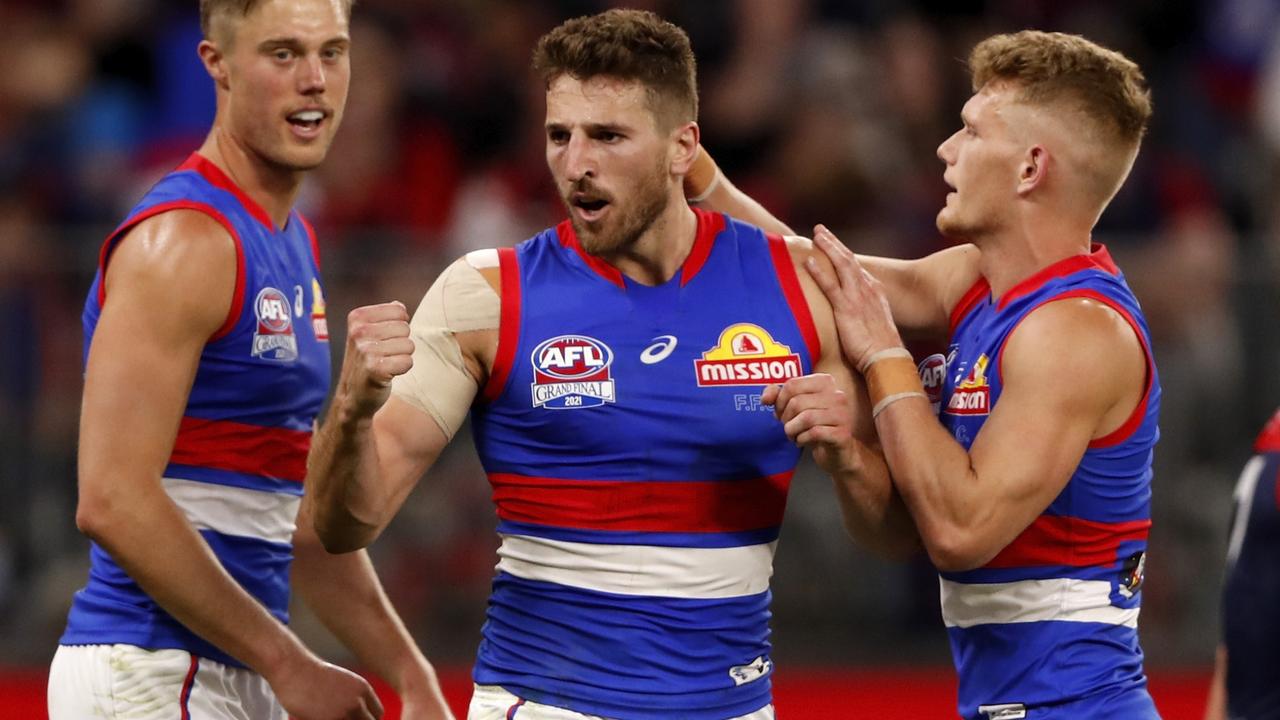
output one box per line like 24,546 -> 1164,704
1,0 -> 1277,679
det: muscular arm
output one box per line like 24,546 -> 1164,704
879,300 -> 1143,569
855,243 -> 982,341
75,213 -> 362,700
766,237 -> 920,559
306,255 -> 498,553
292,502 -> 453,718
808,231 -> 1147,571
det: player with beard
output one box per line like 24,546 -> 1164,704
50,1 -> 452,718
693,31 -> 1162,720
305,8 -> 911,720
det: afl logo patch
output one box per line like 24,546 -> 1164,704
917,353 -> 947,416
252,287 -> 299,362
530,335 -> 616,409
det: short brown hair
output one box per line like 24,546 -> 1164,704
970,30 -> 1151,147
200,0 -> 356,40
532,9 -> 698,128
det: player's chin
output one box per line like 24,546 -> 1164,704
276,145 -> 330,172
935,210 -> 964,239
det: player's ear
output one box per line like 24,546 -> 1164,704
670,121 -> 700,177
1016,145 -> 1048,196
199,39 -> 231,91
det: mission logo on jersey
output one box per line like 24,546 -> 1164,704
530,335 -> 616,409
947,352 -> 991,415
310,277 -> 329,341
695,323 -> 802,387
252,286 -> 299,362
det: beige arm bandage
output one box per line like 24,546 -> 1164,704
389,251 -> 500,440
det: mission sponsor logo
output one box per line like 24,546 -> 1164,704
252,287 -> 298,362
946,353 -> 990,415
695,323 -> 802,387
530,335 -> 616,409
310,278 -> 329,341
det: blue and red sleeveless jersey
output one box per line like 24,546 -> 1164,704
1221,408 -> 1280,719
62,153 -> 331,668
936,245 -> 1161,719
469,209 -> 818,719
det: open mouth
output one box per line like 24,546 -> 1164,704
287,109 -> 327,137
571,194 -> 610,221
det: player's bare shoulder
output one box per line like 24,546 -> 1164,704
111,209 -> 237,277
1004,295 -> 1146,426
104,209 -> 239,333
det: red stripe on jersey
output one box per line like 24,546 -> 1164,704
489,471 -> 793,534
992,288 -> 1154,449
170,417 -> 310,483
1255,408 -> 1280,452
766,234 -> 821,364
296,211 -> 321,270
985,515 -> 1151,568
179,153 -> 277,232
557,220 -> 626,288
948,278 -> 989,338
680,209 -> 724,286
96,201 -> 246,343
482,247 -> 521,403
996,244 -> 1121,311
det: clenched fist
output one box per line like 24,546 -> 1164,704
337,301 -> 414,419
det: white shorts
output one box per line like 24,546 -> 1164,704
48,644 -> 285,720
467,684 -> 776,720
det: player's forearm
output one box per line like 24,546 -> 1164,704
307,402 -> 392,552
293,543 -> 449,713
872,401 -> 996,571
827,442 -> 922,559
76,479 -> 308,676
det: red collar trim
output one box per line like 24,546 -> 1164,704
1256,408 -> 1280,453
680,208 -> 724,286
996,244 -> 1119,311
178,153 -> 279,232
556,208 -> 724,289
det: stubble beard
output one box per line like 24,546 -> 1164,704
569,162 -> 670,257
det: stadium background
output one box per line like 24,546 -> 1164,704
1,0 -> 1276,716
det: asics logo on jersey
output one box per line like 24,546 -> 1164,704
640,335 -> 678,364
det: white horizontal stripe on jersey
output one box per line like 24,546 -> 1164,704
162,477 -> 299,546
497,533 -> 777,599
940,576 -> 1140,629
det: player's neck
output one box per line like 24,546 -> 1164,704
978,210 -> 1094,300
600,197 -> 698,286
198,128 -> 304,230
